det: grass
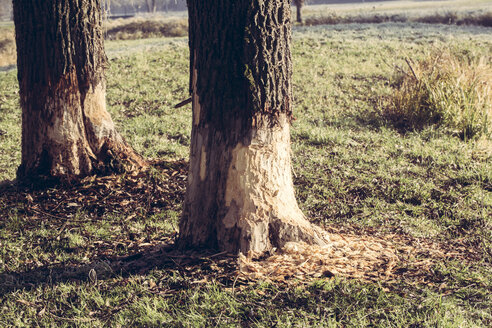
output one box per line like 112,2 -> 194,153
0,1 -> 491,67
304,10 -> 492,27
0,20 -> 491,328
303,0 -> 492,18
301,0 -> 492,27
382,48 -> 492,140
0,26 -> 15,67
0,18 -> 188,67
104,17 -> 188,40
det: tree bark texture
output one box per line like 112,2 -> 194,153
179,0 -> 326,254
13,0 -> 144,180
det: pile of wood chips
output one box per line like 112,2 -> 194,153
238,230 -> 452,284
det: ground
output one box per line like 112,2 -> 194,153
0,15 -> 491,328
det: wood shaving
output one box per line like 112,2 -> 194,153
238,230 -> 466,284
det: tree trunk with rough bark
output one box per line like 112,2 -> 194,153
13,0 -> 144,181
179,0 -> 326,255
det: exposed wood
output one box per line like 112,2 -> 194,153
13,0 -> 144,181
179,0 -> 326,255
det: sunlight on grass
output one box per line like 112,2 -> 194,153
0,18 -> 491,327
383,48 -> 492,140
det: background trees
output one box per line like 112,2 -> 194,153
143,0 -> 178,13
13,0 -> 144,180
104,0 -> 186,15
293,0 -> 306,23
1,0 -> 187,19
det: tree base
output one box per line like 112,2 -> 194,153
219,114 -> 329,253
180,113 -> 328,254
17,80 -> 146,182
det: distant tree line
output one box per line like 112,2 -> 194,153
0,0 -> 188,20
105,0 -> 187,16
0,0 -> 397,21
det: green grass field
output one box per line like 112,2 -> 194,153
302,0 -> 492,27
304,0 -> 492,17
0,18 -> 491,328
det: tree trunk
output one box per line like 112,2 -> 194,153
145,0 -> 156,13
296,4 -> 303,23
179,0 -> 327,255
13,0 -> 144,181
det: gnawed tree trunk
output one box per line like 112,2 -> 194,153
13,0 -> 144,180
179,0 -> 327,254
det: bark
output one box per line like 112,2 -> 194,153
179,0 -> 327,254
13,0 -> 145,181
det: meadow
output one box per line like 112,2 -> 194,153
0,10 -> 491,328
304,0 -> 492,26
305,0 -> 492,16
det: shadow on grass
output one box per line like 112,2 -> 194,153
0,243 -> 237,297
0,64 -> 15,72
0,160 -> 228,296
